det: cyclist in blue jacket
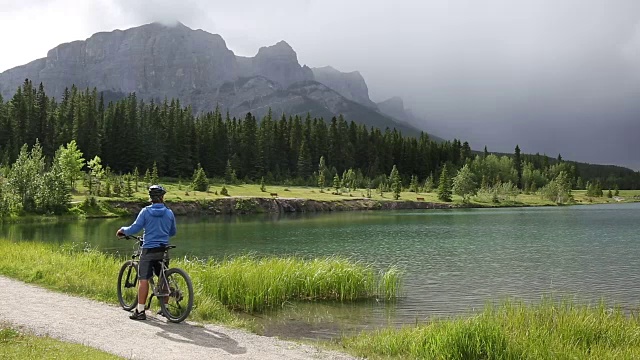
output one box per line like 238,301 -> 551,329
116,185 -> 177,320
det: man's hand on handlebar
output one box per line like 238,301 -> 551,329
116,229 -> 126,238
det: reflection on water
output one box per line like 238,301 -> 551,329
2,203 -> 640,339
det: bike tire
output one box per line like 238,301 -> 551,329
117,260 -> 139,311
159,267 -> 194,323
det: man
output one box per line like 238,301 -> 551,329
116,184 -> 177,320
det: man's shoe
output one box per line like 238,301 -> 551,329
129,310 -> 146,320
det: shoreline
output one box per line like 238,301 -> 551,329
2,194 -> 636,222
106,197 -> 503,217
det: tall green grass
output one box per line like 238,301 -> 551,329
341,298 -> 640,359
186,255 -> 401,312
0,239 -> 400,322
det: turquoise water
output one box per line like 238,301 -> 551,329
3,203 -> 639,338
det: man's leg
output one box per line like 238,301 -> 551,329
138,279 -> 149,308
131,255 -> 152,320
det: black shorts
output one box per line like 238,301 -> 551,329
138,247 -> 168,280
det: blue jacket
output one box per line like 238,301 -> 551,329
119,203 -> 176,248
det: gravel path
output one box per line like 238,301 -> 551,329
0,276 -> 357,360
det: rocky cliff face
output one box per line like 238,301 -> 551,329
311,66 -> 377,109
0,23 -> 238,102
0,22 -> 423,137
377,96 -> 408,122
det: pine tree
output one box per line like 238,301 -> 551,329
296,139 -> 311,179
389,165 -> 401,200
424,174 -> 435,192
333,174 -> 341,194
133,167 -> 139,192
317,156 -> 327,189
409,175 -> 418,193
514,145 -> 522,189
260,176 -> 266,192
143,168 -> 151,187
112,176 -> 122,197
124,175 -> 133,197
224,159 -> 235,184
151,161 -> 159,185
192,163 -> 209,192
437,166 -> 452,202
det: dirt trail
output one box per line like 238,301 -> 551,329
0,276 -> 357,360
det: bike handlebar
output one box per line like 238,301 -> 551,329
117,234 -> 142,241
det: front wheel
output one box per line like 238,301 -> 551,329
159,268 -> 194,323
117,260 -> 139,311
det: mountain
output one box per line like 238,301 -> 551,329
311,66 -> 377,109
0,22 -> 423,137
377,97 -> 444,142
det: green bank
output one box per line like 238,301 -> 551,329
0,325 -> 121,360
340,299 -> 640,359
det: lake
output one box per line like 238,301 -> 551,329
3,202 -> 639,339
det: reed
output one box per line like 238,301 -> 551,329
341,298 -> 640,359
187,255 -> 400,312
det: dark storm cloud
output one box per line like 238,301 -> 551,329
109,0 -> 640,168
4,0 -> 639,168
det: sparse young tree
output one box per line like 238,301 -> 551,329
133,167 -> 140,192
317,156 -> 327,190
260,176 -> 266,192
8,143 -> 45,212
409,175 -> 419,193
424,174 -> 435,192
56,140 -> 85,191
540,170 -> 572,204
35,151 -> 70,214
87,156 -> 104,196
452,164 -> 476,203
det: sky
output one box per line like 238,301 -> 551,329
1,0 -> 639,169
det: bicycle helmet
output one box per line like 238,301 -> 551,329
149,185 -> 167,198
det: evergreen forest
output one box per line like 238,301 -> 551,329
0,79 -> 638,216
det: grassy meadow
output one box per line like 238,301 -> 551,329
71,180 -> 640,216
72,179 -> 640,206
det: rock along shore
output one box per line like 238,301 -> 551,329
106,197 -> 457,217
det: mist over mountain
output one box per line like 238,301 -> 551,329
0,22 -> 422,137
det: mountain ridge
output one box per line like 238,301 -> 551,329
0,22 -> 427,138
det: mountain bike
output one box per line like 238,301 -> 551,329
116,235 -> 194,323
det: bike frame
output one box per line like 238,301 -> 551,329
125,236 -> 173,310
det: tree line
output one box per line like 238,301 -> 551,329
0,79 -> 638,214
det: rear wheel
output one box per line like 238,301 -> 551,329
159,268 -> 194,323
117,261 -> 139,311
